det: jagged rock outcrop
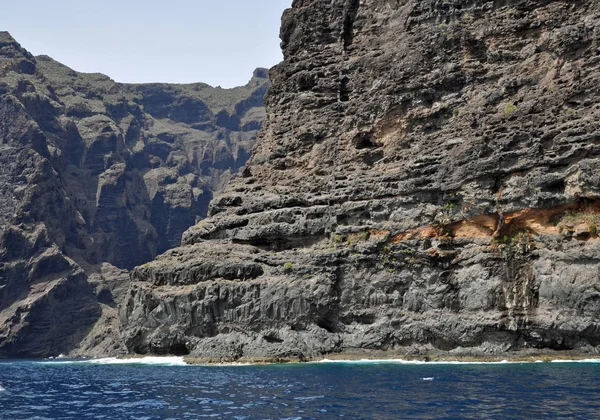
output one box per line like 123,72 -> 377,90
0,32 -> 268,358
123,0 -> 600,360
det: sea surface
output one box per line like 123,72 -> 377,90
0,357 -> 599,419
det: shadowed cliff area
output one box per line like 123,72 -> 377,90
122,0 -> 600,361
0,31 -> 268,357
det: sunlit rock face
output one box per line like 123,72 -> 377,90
122,0 -> 600,360
0,31 -> 268,358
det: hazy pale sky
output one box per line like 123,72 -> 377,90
2,0 -> 292,88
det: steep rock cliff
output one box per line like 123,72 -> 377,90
0,32 -> 268,357
123,0 -> 600,360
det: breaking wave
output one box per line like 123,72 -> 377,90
314,358 -> 600,365
33,356 -> 600,367
40,356 -> 187,366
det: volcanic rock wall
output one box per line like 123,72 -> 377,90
123,0 -> 600,360
0,32 -> 268,357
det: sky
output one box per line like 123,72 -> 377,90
2,0 -> 292,88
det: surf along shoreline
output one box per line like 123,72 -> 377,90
112,349 -> 600,366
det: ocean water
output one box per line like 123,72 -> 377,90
0,358 -> 599,419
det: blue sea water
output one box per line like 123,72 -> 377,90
0,358 -> 599,419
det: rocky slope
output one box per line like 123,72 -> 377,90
123,0 -> 600,360
0,32 -> 268,357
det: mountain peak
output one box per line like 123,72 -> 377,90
253,68 -> 269,79
0,32 -> 35,66
0,31 -> 16,44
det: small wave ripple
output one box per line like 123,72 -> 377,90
0,359 -> 599,419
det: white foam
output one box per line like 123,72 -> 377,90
550,359 -> 600,364
314,358 -> 512,365
33,356 -> 600,367
40,356 -> 187,366
87,356 -> 187,366
0,385 -> 5,392
313,358 -> 600,365
211,362 -> 254,367
422,377 -> 435,381
294,395 -> 325,401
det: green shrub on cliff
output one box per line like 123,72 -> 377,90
504,102 -> 517,116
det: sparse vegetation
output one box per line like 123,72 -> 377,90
444,202 -> 456,210
345,231 -> 370,245
378,242 -> 422,270
504,102 -> 518,116
434,204 -> 457,238
493,229 -> 533,259
333,233 -> 346,244
589,223 -> 597,236
438,22 -> 458,41
556,207 -> 600,237
357,231 -> 370,241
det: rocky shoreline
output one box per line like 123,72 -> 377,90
111,349 -> 600,366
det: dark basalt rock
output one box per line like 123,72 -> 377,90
0,31 -> 268,358
123,0 -> 600,360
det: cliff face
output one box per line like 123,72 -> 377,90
0,32 -> 268,357
123,0 -> 600,359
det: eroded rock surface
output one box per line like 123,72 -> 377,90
0,32 -> 268,358
123,0 -> 600,360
